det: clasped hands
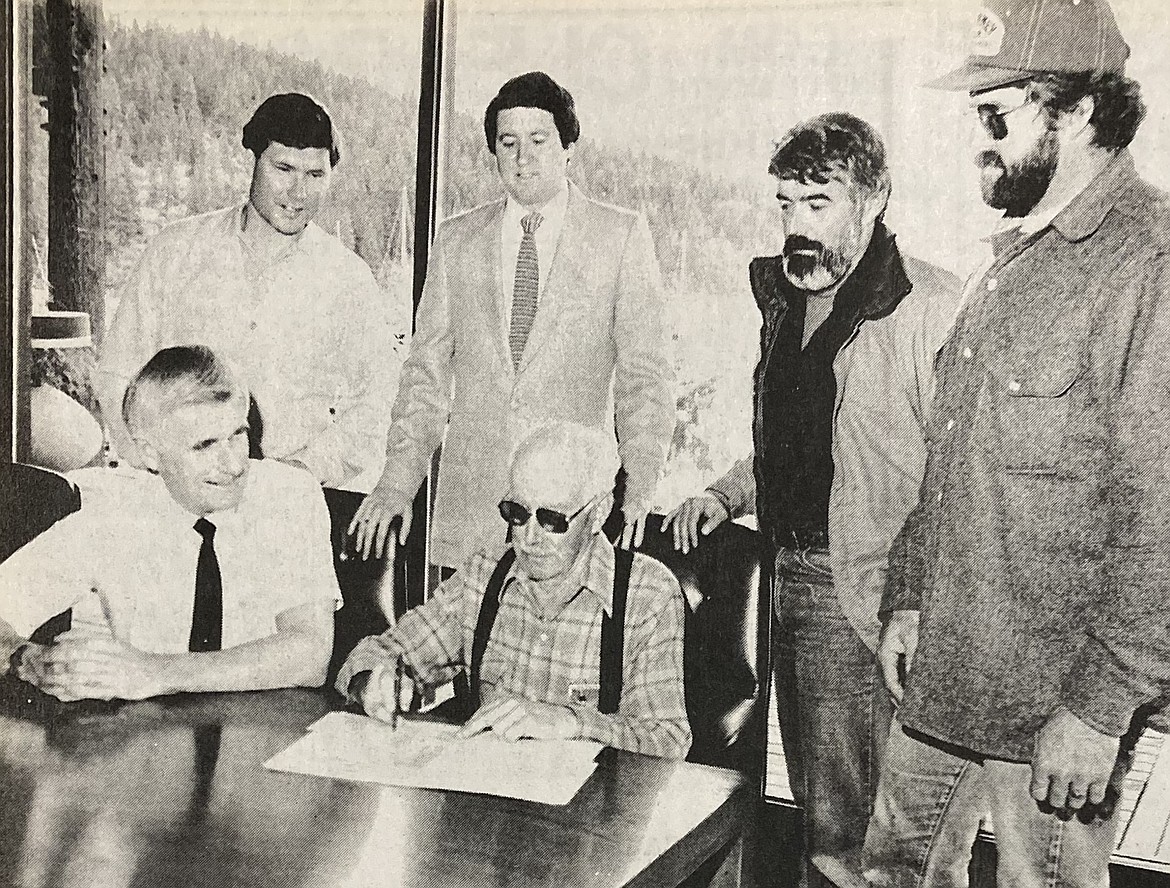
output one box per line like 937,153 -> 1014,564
360,662 -> 578,742
14,630 -> 163,702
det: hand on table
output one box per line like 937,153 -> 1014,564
458,695 -> 578,742
36,630 -> 164,702
661,494 -> 728,554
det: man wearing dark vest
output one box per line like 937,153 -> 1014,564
337,421 -> 690,759
0,346 -> 339,700
664,114 -> 960,887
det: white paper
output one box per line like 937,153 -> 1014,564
265,712 -> 601,806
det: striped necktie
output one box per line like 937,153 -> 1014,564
509,211 -> 543,368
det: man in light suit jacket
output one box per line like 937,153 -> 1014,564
351,72 -> 674,571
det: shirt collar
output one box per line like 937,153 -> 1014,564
235,203 -> 319,259
508,532 -> 616,616
503,179 -> 570,231
1048,150 -> 1137,243
145,460 -> 256,531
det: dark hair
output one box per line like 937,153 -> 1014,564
484,72 -> 580,153
122,345 -> 244,432
768,112 -> 891,199
242,93 -> 340,167
1027,72 -> 1146,153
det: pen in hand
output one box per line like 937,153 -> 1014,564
390,654 -> 403,732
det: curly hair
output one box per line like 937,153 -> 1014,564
768,112 -> 891,198
1028,72 -> 1146,152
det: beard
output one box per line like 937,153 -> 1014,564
978,128 -> 1059,217
782,233 -> 855,291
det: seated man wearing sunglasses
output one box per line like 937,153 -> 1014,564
335,421 -> 690,759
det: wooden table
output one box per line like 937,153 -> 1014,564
0,681 -> 753,888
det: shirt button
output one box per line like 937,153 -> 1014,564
936,492 -> 943,503
1008,380 -> 1021,393
987,278 -> 997,291
962,346 -> 973,359
946,419 -> 956,430
539,633 -> 549,643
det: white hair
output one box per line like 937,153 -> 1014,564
510,421 -> 620,504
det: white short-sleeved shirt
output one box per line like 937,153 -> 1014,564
0,460 -> 342,653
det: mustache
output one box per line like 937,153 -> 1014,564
783,235 -> 826,257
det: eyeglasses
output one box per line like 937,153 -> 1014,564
498,497 -> 594,534
973,98 -> 1035,141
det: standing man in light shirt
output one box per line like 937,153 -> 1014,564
96,93 -> 397,492
1,346 -> 339,701
350,72 -> 674,572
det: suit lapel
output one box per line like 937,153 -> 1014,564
518,182 -> 586,373
473,201 -> 510,370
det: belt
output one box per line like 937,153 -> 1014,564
770,527 -> 829,551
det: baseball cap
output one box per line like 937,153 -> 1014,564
927,0 -> 1129,93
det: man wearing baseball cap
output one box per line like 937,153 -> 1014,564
864,1 -> 1170,885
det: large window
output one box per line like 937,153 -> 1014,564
12,0 -> 423,490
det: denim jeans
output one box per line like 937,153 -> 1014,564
774,547 -> 892,888
862,723 -> 1121,888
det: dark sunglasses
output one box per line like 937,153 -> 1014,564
974,98 -> 1034,141
498,497 -> 594,534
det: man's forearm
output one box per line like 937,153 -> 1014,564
573,707 -> 691,759
154,627 -> 331,694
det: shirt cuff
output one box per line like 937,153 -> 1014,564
572,705 -> 616,747
1061,645 -> 1146,738
334,636 -> 398,699
705,486 -> 735,519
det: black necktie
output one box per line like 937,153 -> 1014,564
191,518 -> 223,652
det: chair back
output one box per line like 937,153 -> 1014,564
323,488 -> 405,688
1,462 -> 81,642
634,513 -> 768,773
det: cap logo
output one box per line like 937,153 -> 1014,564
971,7 -> 1006,57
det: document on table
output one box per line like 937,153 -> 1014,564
263,712 -> 601,805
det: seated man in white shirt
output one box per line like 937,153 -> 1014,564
0,345 -> 340,701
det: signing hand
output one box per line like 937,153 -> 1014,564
457,695 -> 578,743
359,660 -> 416,725
37,630 -> 164,703
1031,707 -> 1121,811
348,480 -> 412,561
661,493 -> 729,554
877,609 -> 920,704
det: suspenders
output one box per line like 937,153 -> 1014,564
466,547 -> 633,715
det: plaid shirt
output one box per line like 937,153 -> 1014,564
337,534 -> 691,759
